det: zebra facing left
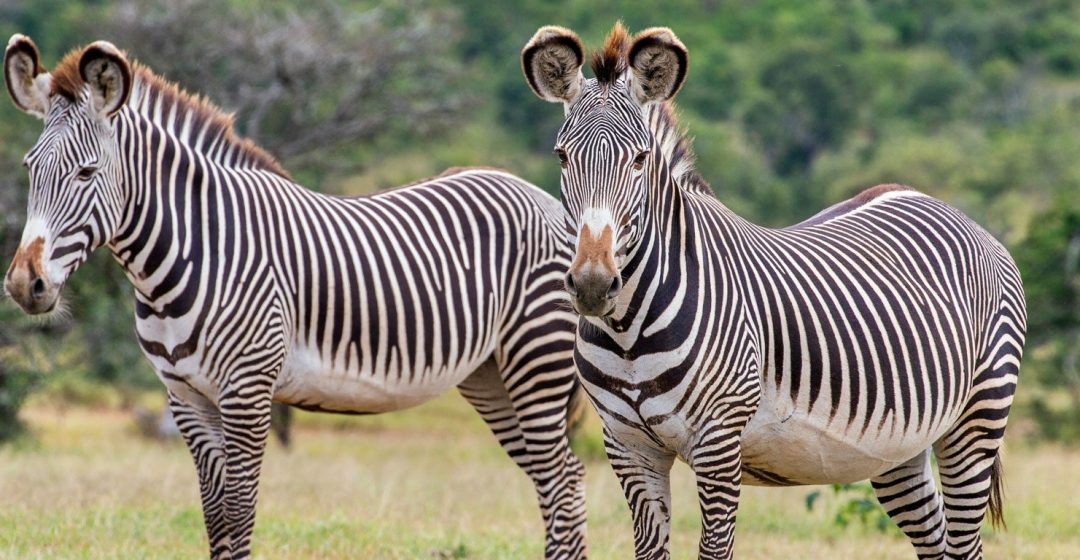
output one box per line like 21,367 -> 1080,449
3,35 -> 588,559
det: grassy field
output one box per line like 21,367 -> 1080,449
1,394 -> 1078,559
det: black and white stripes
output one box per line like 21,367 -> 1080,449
525,23 -> 1025,560
4,37 -> 587,559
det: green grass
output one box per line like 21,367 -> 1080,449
1,395 -> 1078,559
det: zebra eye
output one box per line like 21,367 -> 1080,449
554,149 -> 569,169
632,151 -> 648,170
76,167 -> 96,181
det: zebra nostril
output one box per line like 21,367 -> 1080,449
564,272 -> 578,296
30,276 -> 46,300
607,276 -> 622,299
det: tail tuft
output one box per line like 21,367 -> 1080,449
565,377 -> 588,439
271,402 -> 293,450
988,452 -> 1006,530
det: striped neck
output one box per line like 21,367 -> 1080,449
643,102 -> 710,196
104,85 -> 294,308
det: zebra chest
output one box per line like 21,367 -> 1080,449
133,301 -> 201,353
581,349 -> 703,455
134,313 -> 221,402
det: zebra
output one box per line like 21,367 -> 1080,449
3,35 -> 588,559
522,23 -> 1025,559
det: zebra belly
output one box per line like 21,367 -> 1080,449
738,401 -> 937,486
273,343 -> 482,414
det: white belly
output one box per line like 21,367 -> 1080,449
739,396 -> 940,486
273,343 -> 481,414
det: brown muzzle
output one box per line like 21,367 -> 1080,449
565,224 -> 622,316
5,237 -> 59,314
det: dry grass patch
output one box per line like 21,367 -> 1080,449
1,395 -> 1077,558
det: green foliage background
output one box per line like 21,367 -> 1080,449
0,0 -> 1077,441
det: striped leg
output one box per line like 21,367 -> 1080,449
458,361 -> 587,559
219,378 -> 276,559
506,371 -> 587,560
605,431 -> 675,560
691,422 -> 748,560
169,391 -> 231,559
934,428 -> 1009,559
934,437 -> 1004,559
871,449 -> 946,558
933,347 -> 1018,559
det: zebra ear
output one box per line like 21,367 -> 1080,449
4,34 -> 51,118
79,41 -> 131,118
627,27 -> 688,105
522,26 -> 585,105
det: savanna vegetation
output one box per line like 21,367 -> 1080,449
0,0 -> 1078,557
2,396 -> 1079,559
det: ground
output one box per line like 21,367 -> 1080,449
0,394 -> 1078,559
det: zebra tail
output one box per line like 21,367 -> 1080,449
566,375 -> 589,439
988,452 -> 1006,530
270,402 -> 293,450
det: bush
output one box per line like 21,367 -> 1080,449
0,305 -> 57,442
1015,204 -> 1080,443
805,482 -> 894,534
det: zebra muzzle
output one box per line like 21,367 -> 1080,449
4,237 -> 60,315
567,222 -> 621,316
565,269 -> 621,316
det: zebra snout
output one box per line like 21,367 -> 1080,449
5,248 -> 60,315
607,274 -> 623,298
566,269 -> 620,317
5,268 -> 57,315
564,271 -> 578,297
29,276 -> 46,300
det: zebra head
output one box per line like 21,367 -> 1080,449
522,23 -> 687,317
3,35 -> 132,314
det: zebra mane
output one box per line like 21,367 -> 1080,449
590,22 -> 629,84
647,101 -> 712,195
586,24 -> 711,195
49,48 -> 291,180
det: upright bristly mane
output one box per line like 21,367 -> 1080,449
590,22 -> 630,83
49,48 -> 291,180
587,24 -> 710,195
648,102 -> 711,195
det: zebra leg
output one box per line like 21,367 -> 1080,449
169,391 -> 232,559
458,360 -> 588,559
605,431 -> 676,560
933,346 -> 1019,559
871,449 -> 947,559
219,379 -> 276,559
933,433 -> 1005,559
689,423 -> 747,560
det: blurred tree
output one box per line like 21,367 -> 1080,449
102,0 -> 470,178
1016,203 -> 1080,442
743,41 -> 862,177
0,308 -> 43,442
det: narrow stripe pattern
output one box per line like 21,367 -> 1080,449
17,69 -> 587,559
554,73 -> 1025,560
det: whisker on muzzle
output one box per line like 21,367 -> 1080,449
555,298 -> 577,314
18,293 -> 73,326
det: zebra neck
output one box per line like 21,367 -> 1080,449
105,108 -> 285,316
